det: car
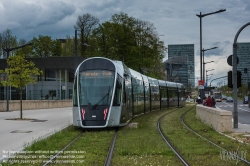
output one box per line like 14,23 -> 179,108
226,97 -> 233,102
243,96 -> 248,104
222,95 -> 227,100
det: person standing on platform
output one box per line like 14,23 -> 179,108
212,97 -> 216,108
196,95 -> 201,104
204,96 -> 213,107
203,96 -> 207,106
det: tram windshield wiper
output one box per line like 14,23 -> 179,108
91,87 -> 110,110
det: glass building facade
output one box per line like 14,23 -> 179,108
0,57 -> 84,100
236,42 -> 250,85
167,44 -> 195,89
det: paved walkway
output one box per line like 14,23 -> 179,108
0,107 -> 72,161
232,122 -> 250,133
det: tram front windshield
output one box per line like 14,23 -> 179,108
79,70 -> 114,106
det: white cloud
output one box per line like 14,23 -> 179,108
0,0 -> 250,86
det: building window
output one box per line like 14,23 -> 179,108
45,69 -> 56,81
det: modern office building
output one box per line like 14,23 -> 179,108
166,44 -> 195,89
0,57 -> 85,100
236,42 -> 250,85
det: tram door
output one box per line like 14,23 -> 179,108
121,76 -> 132,123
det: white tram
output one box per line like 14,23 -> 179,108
72,57 -> 186,128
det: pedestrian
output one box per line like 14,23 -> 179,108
196,95 -> 201,104
212,97 -> 216,108
203,96 -> 207,106
204,96 -> 213,107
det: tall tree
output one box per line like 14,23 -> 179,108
31,35 -> 52,57
61,35 -> 75,56
0,29 -> 18,58
16,38 -> 33,57
0,54 -> 42,119
0,29 -> 33,58
51,39 -> 62,57
30,35 -> 62,57
91,13 -> 138,64
110,13 -> 137,63
91,22 -> 115,58
90,12 -> 165,79
74,13 -> 99,58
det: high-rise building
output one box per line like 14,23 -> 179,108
166,44 -> 195,89
236,42 -> 250,85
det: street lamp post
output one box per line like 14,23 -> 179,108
202,47 -> 218,80
74,29 -> 81,70
206,74 -> 213,82
206,76 -> 212,82
203,61 -> 214,83
3,43 -> 33,112
209,76 -> 227,87
206,69 -> 214,82
196,9 -> 226,99
74,29 -> 90,70
74,30 -> 77,70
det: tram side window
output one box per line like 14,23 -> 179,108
113,75 -> 122,106
161,88 -> 167,102
180,89 -> 185,101
168,88 -> 173,101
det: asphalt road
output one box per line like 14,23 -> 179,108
216,100 -> 250,124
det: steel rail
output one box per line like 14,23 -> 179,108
104,130 -> 118,166
181,106 -> 250,165
157,109 -> 190,166
43,132 -> 84,166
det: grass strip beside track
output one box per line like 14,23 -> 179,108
161,104 -> 249,166
112,108 -> 181,166
55,130 -> 115,165
183,104 -> 250,165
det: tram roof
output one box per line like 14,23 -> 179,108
158,80 -> 167,86
166,81 -> 177,87
129,68 -> 143,81
176,83 -> 185,88
148,77 -> 158,85
112,60 -> 124,76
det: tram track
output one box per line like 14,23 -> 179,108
41,129 -> 118,166
158,105 -> 250,165
42,132 -> 84,166
157,108 -> 190,166
104,129 -> 118,166
181,106 -> 250,165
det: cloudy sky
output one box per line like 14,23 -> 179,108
1,0 -> 250,86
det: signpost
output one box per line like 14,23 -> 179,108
198,80 -> 204,89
